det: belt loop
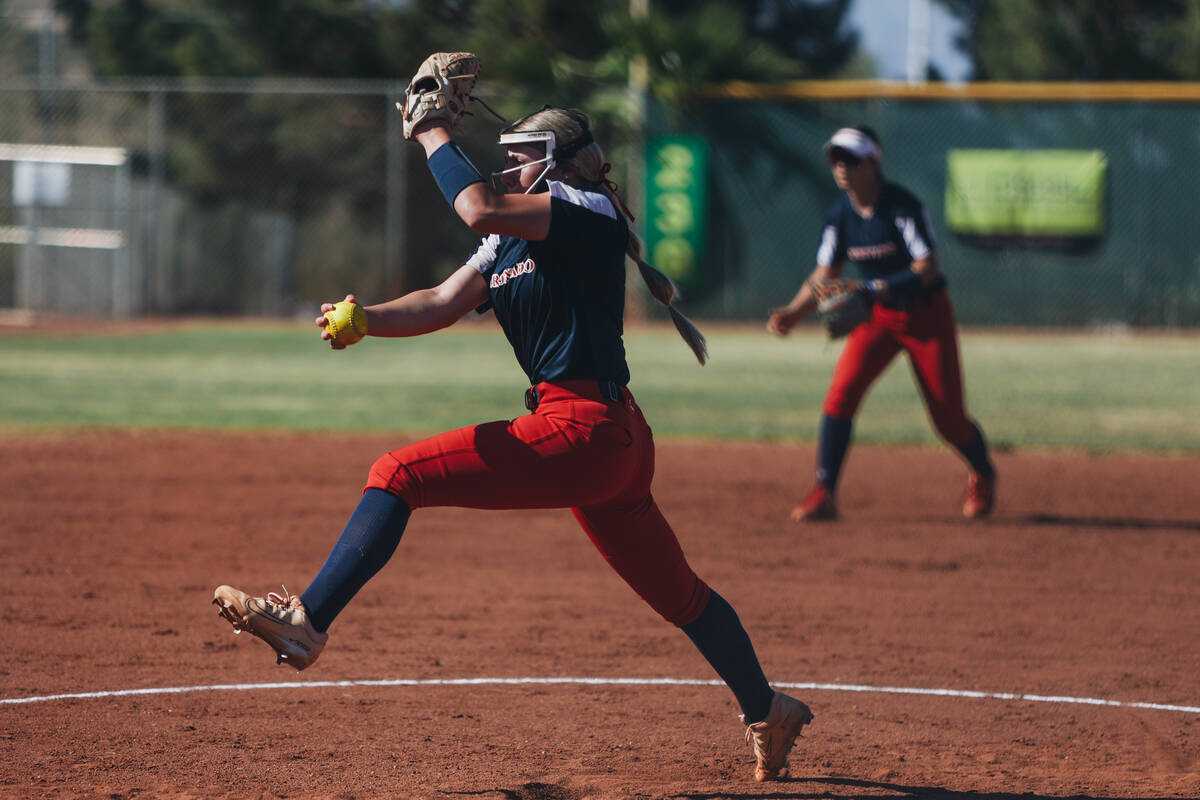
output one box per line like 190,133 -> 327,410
524,385 -> 539,411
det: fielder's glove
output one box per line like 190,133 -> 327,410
810,278 -> 873,339
399,52 -> 481,140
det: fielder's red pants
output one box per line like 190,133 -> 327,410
364,379 -> 711,627
824,289 -> 978,446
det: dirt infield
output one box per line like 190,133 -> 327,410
2,430 -> 1198,800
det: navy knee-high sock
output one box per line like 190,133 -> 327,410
300,488 -> 411,632
816,413 -> 854,490
681,591 -> 775,723
954,422 -> 994,478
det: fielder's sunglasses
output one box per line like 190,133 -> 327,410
828,147 -> 862,167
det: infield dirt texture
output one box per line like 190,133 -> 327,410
2,429 -> 1198,799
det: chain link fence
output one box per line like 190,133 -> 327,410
0,76 -> 512,318
1,74 -> 1198,327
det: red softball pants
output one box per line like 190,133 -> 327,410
823,289 -> 978,446
364,379 -> 711,627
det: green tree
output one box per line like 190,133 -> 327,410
937,0 -> 1200,80
49,0 -> 864,307
610,1 -> 856,109
52,0 -> 435,212
55,0 -> 425,77
51,0 -> 861,207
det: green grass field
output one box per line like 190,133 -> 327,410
1,321 -> 1197,453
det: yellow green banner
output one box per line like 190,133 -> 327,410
644,136 -> 709,286
945,149 -> 1107,236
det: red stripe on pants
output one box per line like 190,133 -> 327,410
823,290 -> 977,446
364,380 -> 711,627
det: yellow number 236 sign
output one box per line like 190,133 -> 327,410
644,137 -> 709,286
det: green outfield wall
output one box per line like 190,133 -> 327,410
646,82 -> 1200,327
2,79 -> 1198,327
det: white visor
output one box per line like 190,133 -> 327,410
498,130 -> 556,150
493,130 -> 557,194
823,128 -> 882,163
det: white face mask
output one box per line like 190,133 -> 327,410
491,155 -> 555,194
493,130 -> 556,194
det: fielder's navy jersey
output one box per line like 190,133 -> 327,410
465,181 -> 631,386
816,181 -> 935,281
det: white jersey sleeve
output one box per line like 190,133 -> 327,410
815,224 -> 839,268
894,208 -> 934,261
464,234 -> 501,275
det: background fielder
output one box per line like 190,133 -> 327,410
767,125 -> 996,521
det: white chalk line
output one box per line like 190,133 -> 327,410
2,676 -> 1198,714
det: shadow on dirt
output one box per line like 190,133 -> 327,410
442,782 -> 581,800
672,775 -> 1187,800
1020,513 -> 1200,532
447,776 -> 1186,800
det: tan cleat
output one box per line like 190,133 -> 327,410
212,585 -> 328,671
742,691 -> 814,782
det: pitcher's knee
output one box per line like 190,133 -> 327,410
661,576 -> 712,627
365,452 -> 422,509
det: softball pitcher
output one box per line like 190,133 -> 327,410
213,53 -> 812,783
767,125 -> 996,521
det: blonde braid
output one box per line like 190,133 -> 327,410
621,230 -> 708,365
508,108 -> 708,365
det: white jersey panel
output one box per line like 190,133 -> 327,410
549,180 -> 618,220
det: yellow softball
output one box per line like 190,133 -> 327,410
323,301 -> 368,346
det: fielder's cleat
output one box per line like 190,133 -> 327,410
742,691 -> 814,782
962,472 -> 996,519
790,483 -> 837,522
212,584 -> 328,671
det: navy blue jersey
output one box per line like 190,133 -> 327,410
816,181 -> 935,282
465,181 -> 631,386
